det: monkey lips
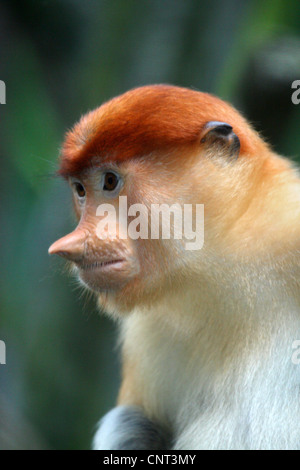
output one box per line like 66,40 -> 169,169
74,257 -> 138,292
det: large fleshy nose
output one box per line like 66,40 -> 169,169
48,229 -> 88,261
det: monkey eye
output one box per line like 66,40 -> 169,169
73,182 -> 86,199
102,171 -> 122,195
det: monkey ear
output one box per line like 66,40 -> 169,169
200,121 -> 240,160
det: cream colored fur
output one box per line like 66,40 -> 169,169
116,154 -> 300,450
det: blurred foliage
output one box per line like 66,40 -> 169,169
0,0 -> 299,450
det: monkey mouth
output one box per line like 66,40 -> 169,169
78,259 -> 125,271
75,257 -> 137,293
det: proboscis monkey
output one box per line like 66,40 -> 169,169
49,85 -> 300,450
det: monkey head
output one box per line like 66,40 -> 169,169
49,85 -> 284,315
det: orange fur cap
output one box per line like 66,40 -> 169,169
59,84 -> 265,176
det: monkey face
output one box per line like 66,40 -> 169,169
49,85 -> 281,314
48,155 -> 204,314
48,167 -> 141,297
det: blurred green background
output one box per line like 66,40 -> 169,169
0,0 -> 299,450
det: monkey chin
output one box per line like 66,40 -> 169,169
72,259 -> 141,314
72,257 -> 175,318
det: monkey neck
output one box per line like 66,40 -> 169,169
121,253 -> 300,376
120,258 -> 300,429
152,264 -> 297,327
121,235 -> 300,341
